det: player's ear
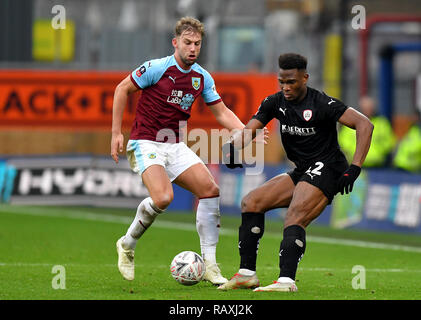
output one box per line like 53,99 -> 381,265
172,37 -> 178,49
303,72 -> 309,84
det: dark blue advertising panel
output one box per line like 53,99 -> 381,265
2,156 -> 421,234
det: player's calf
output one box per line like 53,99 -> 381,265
278,225 -> 306,280
122,197 -> 164,250
238,212 -> 265,271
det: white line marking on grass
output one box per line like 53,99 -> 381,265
0,262 -> 164,270
259,266 -> 421,273
1,262 -> 421,274
305,235 -> 421,254
0,262 -> 116,267
2,205 -> 421,254
0,262 -> 52,267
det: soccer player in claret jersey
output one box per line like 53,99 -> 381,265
218,53 -> 373,292
111,17 -> 254,285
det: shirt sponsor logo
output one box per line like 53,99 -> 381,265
167,92 -> 194,110
180,93 -> 195,110
166,90 -> 184,104
281,125 -> 316,136
192,77 -> 201,90
171,89 -> 183,97
303,109 -> 312,121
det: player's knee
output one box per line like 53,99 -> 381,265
241,193 -> 262,213
199,182 -> 219,199
209,183 -> 220,197
152,192 -> 173,210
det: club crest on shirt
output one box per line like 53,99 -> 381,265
303,109 -> 312,121
148,153 -> 157,159
192,77 -> 201,90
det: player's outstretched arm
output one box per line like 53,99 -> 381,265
208,101 -> 245,130
209,102 -> 269,145
229,118 -> 267,149
338,107 -> 374,168
222,119 -> 266,169
111,75 -> 139,163
337,107 -> 374,194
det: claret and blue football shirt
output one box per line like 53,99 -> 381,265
129,55 -> 222,142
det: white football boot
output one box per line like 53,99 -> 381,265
203,260 -> 228,285
253,277 -> 298,292
217,272 -> 260,290
116,236 -> 135,281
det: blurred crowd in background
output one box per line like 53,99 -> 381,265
0,0 -> 420,171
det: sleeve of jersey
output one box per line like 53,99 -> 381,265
130,60 -> 164,90
321,94 -> 348,122
201,71 -> 222,105
251,97 -> 275,126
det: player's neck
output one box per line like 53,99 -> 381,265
174,53 -> 192,71
289,87 -> 308,104
296,87 -> 307,102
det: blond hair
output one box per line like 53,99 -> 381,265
174,16 -> 205,38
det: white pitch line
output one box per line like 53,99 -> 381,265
305,235 -> 421,254
0,262 -> 116,267
270,266 -> 421,273
1,262 -> 420,274
2,205 -> 421,254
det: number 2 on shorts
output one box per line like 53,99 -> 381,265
305,161 -> 324,179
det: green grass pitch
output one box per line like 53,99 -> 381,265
1,204 -> 421,300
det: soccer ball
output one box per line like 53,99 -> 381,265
170,251 -> 206,286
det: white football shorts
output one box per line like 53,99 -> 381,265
126,139 -> 203,181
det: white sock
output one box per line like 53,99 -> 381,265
277,276 -> 294,283
239,268 -> 256,276
122,197 -> 163,250
196,196 -> 220,264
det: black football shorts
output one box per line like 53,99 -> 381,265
288,158 -> 349,204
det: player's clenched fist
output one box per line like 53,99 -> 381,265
222,142 -> 243,169
337,164 -> 361,195
111,132 -> 124,163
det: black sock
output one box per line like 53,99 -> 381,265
278,225 -> 306,280
238,212 -> 265,271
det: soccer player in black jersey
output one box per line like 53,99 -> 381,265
218,53 -> 373,292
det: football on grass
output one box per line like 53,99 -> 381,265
170,251 -> 206,285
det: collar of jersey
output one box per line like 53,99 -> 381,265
172,55 -> 194,73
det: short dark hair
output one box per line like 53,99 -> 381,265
278,53 -> 307,70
